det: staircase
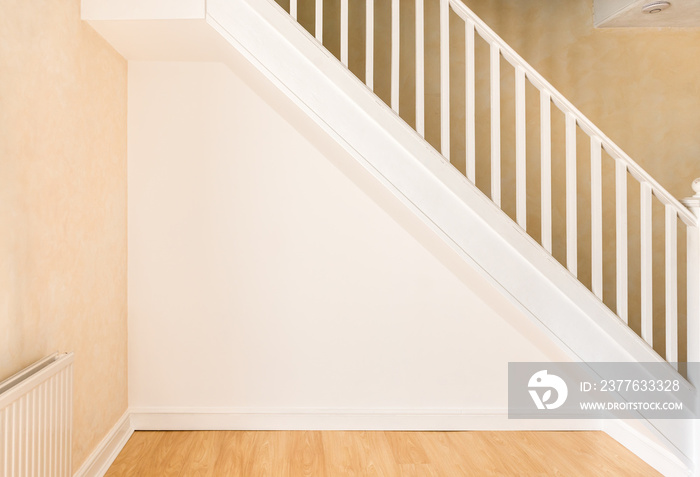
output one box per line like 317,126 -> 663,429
84,0 -> 700,474
275,0 -> 700,362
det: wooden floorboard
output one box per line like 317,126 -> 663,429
106,430 -> 661,476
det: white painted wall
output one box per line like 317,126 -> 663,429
127,57 -> 571,418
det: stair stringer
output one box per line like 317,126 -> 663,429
204,0 -> 695,470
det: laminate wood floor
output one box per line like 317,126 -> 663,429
105,430 -> 660,476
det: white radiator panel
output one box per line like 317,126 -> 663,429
0,353 -> 74,477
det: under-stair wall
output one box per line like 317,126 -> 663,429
126,57 -> 575,426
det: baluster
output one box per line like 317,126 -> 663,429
490,43 -> 500,205
616,161 -> 628,323
665,204 -> 678,366
416,0 -> 424,137
440,0 -> 450,161
391,0 -> 399,112
515,66 -> 526,229
591,137 -> 603,299
341,0 -> 349,66
565,112 -> 577,276
640,183 -> 653,346
540,90 -> 552,254
315,0 -> 323,42
465,19 -> 475,182
290,0 -> 297,20
365,0 -> 374,88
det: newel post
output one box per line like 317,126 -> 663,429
682,178 -> 700,476
683,179 -> 700,366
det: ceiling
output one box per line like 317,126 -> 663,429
595,0 -> 700,27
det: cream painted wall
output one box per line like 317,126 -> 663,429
127,57 -> 570,413
0,0 -> 127,471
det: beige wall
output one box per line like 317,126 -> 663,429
0,0 -> 127,471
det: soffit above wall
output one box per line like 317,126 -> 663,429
81,0 -> 204,20
595,0 -> 700,27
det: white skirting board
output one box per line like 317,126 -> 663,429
74,408 -> 692,476
73,411 -> 133,477
128,407 -> 599,431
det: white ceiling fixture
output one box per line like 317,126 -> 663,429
641,1 -> 671,14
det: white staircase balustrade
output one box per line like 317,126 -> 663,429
274,0 -> 699,369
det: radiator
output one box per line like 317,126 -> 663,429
0,353 -> 74,477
